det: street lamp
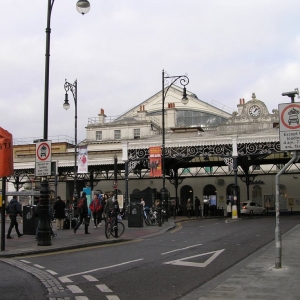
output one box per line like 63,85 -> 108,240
160,70 -> 189,226
63,79 -> 78,206
39,0 -> 90,246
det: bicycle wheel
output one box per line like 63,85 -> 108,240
111,221 -> 125,238
105,222 -> 112,238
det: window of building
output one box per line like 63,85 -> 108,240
134,129 -> 140,139
96,131 -> 102,141
114,130 -> 121,140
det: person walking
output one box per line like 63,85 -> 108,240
194,196 -> 200,218
6,196 -> 23,239
104,191 -> 115,222
53,196 -> 66,230
186,198 -> 192,219
89,194 -> 102,229
74,192 -> 90,234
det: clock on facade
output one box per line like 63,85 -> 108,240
249,104 -> 261,117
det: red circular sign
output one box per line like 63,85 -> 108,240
280,103 -> 300,129
37,143 -> 51,161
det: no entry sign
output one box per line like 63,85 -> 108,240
279,103 -> 300,150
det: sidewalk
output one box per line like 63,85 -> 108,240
1,217 -> 300,300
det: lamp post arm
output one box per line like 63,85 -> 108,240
163,74 -> 189,99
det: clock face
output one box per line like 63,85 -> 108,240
249,105 -> 261,117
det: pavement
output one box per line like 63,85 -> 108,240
0,216 -> 300,300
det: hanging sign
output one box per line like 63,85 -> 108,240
149,146 -> 162,177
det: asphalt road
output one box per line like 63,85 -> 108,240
5,215 -> 300,300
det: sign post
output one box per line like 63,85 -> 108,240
279,103 -> 300,151
35,141 -> 52,177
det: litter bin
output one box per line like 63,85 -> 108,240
23,205 -> 38,235
128,203 -> 143,227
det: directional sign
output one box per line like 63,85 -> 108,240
279,103 -> 300,151
35,141 -> 52,176
164,249 -> 225,268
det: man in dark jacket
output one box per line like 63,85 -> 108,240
195,196 -> 201,218
53,196 -> 66,230
6,196 -> 23,239
74,192 -> 90,234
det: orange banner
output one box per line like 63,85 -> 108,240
0,127 -> 14,177
149,146 -> 162,177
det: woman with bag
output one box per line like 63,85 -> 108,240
89,194 -> 102,228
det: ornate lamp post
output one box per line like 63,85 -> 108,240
63,79 -> 78,206
38,0 -> 90,246
160,70 -> 189,226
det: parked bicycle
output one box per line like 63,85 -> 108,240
143,207 -> 158,226
105,210 -> 125,238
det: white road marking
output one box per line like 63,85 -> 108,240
161,243 -> 202,255
59,259 -> 143,283
34,264 -> 45,269
60,277 -> 73,283
75,297 -> 89,300
164,249 -> 225,268
20,260 -> 31,264
83,275 -> 98,282
46,270 -> 57,275
106,296 -> 120,300
96,284 -> 113,292
67,285 -> 84,293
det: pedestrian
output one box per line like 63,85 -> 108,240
140,198 -> 145,208
6,196 -> 23,239
104,191 -> 115,221
74,192 -> 91,234
89,194 -> 102,228
101,193 -> 108,222
98,194 -> 104,226
186,198 -> 192,218
227,200 -> 232,217
53,196 -> 66,230
194,196 -> 200,218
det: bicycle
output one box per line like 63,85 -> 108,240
105,210 -> 125,238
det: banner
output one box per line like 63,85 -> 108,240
0,127 -> 14,177
149,146 -> 162,177
78,146 -> 88,173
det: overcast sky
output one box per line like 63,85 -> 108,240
1,0 -> 300,144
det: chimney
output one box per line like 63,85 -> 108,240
137,105 -> 147,120
98,108 -> 106,124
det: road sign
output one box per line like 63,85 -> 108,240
36,141 -> 51,162
279,103 -> 300,151
35,141 -> 52,176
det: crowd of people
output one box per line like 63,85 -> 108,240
5,191 -> 119,239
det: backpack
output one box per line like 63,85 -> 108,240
77,197 -> 85,210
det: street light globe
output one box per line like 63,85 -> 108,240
63,101 -> 70,110
181,87 -> 189,105
76,0 -> 91,15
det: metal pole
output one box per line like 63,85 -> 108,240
38,0 -> 53,246
74,81 -> 78,202
1,177 -> 6,251
114,155 -> 118,237
275,152 -> 299,268
124,161 -> 129,219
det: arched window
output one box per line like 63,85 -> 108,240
252,185 -> 262,206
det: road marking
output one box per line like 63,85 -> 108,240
106,296 -> 120,300
96,284 -> 113,292
67,285 -> 84,293
34,264 -> 45,269
164,249 -> 225,268
75,297 -> 89,300
59,258 -> 143,283
20,260 -> 31,263
170,222 -> 182,233
83,275 -> 98,282
161,243 -> 202,255
46,270 -> 57,275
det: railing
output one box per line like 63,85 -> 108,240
13,135 -> 75,145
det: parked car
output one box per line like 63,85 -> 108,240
240,201 -> 266,216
